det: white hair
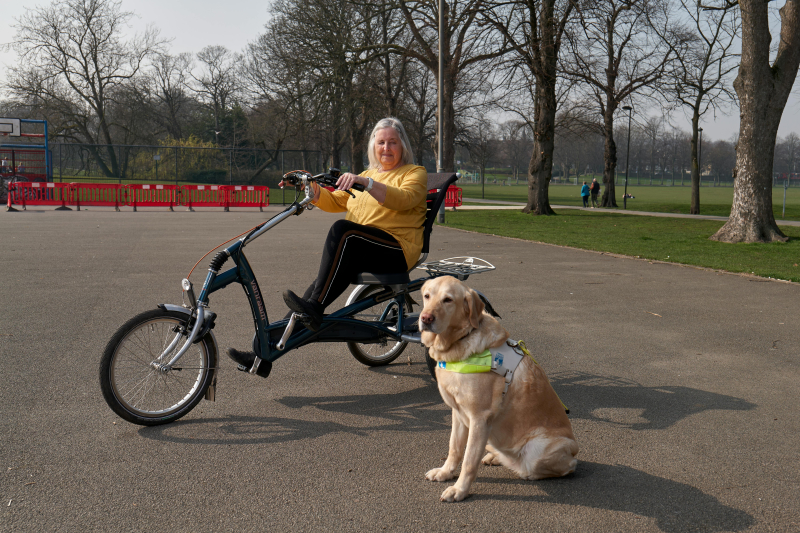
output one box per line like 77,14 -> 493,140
367,117 -> 415,170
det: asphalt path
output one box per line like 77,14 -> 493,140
2,206 -> 799,532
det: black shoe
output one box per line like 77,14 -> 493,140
227,348 -> 256,370
227,348 -> 272,378
282,290 -> 323,331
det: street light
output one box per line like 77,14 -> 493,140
698,127 -> 703,187
623,106 -> 633,209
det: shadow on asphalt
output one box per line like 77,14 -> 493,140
474,461 -> 754,532
550,371 -> 757,430
138,371 -> 756,532
138,384 -> 447,445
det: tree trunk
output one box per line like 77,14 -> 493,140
690,112 -> 701,214
600,106 -> 618,207
523,75 -> 557,215
711,0 -> 800,243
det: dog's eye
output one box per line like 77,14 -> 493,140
443,297 -> 453,303
423,293 -> 429,299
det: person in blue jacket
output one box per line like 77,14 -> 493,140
580,181 -> 590,207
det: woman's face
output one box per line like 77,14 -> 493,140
374,127 -> 403,171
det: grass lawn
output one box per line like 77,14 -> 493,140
439,209 -> 800,283
458,182 -> 800,221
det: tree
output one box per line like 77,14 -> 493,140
664,0 -> 738,213
147,52 -> 195,140
562,0 -> 680,207
710,0 -> 800,243
8,0 -> 162,176
387,0 -> 509,171
192,46 -> 242,146
465,116 -> 498,197
485,0 -> 575,214
258,0 -> 385,173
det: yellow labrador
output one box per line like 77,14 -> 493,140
419,276 -> 578,502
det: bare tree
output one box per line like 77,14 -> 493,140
664,0 -> 738,213
485,0 -> 575,214
641,115 -> 664,184
148,52 -> 195,140
385,0 -> 510,171
8,0 -> 162,176
465,115 -> 499,197
710,0 -> 800,243
403,63 -> 438,166
192,45 -> 241,146
774,132 -> 800,177
562,0 -> 680,207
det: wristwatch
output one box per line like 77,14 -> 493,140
365,177 -> 374,192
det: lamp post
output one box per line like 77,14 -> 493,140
436,0 -> 446,223
623,106 -> 633,209
698,127 -> 703,187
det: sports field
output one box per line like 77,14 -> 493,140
459,182 -> 800,221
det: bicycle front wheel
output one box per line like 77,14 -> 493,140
99,309 -> 217,426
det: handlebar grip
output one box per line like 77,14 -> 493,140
351,183 -> 366,192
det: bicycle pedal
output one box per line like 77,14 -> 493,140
236,364 -> 249,372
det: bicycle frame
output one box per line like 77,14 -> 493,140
162,182 -> 427,371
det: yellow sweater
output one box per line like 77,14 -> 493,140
312,164 -> 428,269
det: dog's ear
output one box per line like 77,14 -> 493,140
464,288 -> 485,329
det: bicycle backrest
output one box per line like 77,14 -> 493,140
422,173 -> 459,254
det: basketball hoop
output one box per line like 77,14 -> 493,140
0,118 -> 22,137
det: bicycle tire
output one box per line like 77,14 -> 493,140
347,285 -> 412,367
99,308 -> 217,426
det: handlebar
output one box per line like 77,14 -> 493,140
281,168 -> 366,197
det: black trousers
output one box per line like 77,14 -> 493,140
301,219 -> 408,309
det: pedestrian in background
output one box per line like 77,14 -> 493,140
580,181 -> 590,208
590,178 -> 600,207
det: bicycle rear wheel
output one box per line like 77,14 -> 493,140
347,285 -> 412,366
99,309 -> 217,426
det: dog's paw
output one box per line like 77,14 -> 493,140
481,451 -> 502,466
425,467 -> 455,482
440,485 -> 469,502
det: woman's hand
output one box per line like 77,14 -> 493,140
336,173 -> 366,191
337,172 -> 387,204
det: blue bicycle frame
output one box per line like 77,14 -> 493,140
185,185 -> 425,372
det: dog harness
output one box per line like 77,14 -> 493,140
437,339 -> 526,395
437,340 -> 570,413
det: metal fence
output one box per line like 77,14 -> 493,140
51,143 -> 323,188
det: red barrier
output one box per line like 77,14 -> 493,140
72,183 -> 125,211
224,185 -> 269,211
428,185 -> 462,209
6,182 -> 73,211
127,184 -> 180,211
180,185 -> 227,211
445,186 -> 462,208
6,181 -> 270,211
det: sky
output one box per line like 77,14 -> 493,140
1,0 -> 798,142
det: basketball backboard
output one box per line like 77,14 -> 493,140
0,118 -> 22,136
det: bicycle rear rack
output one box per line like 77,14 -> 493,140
418,256 -> 496,281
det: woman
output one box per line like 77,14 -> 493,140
229,118 -> 427,367
281,117 -> 428,332
580,181 -> 590,208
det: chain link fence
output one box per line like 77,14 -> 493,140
51,143 -> 323,188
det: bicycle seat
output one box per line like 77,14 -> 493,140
355,172 -> 459,286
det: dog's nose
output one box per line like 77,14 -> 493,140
420,312 -> 435,325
